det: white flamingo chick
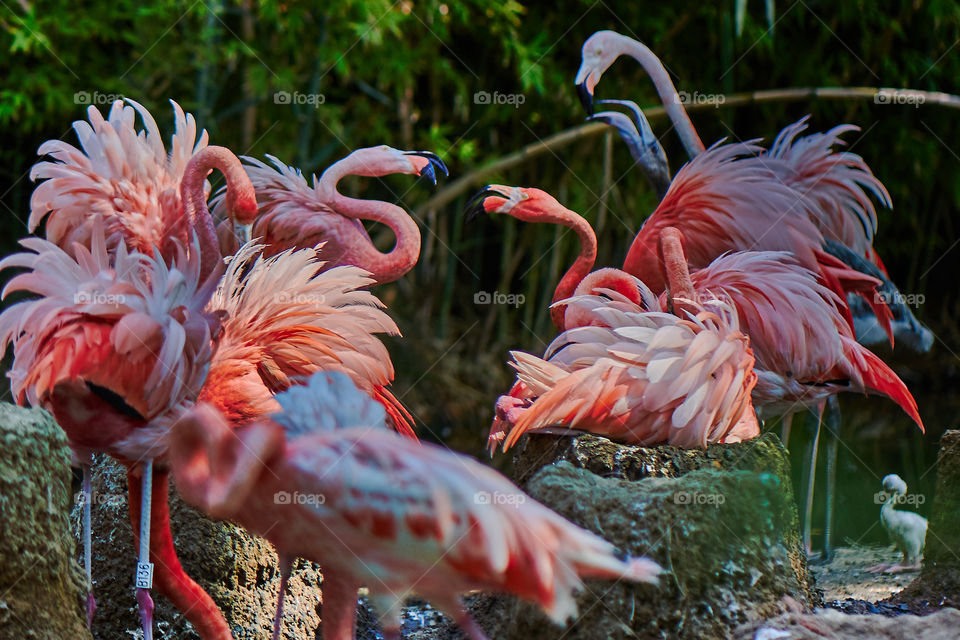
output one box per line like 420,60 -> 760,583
868,474 -> 927,573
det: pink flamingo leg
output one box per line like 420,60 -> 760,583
135,460 -> 155,640
319,570 -> 360,640
81,461 -> 96,628
270,554 -> 292,640
434,597 -> 491,640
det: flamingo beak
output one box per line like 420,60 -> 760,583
464,185 -> 509,222
577,82 -> 595,114
404,151 -> 449,186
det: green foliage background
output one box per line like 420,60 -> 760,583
2,0 -> 959,544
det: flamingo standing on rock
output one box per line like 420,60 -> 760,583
168,371 -> 661,640
212,145 -> 448,284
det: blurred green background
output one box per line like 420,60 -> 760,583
2,0 -> 958,553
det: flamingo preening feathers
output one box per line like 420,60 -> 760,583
169,371 -> 661,640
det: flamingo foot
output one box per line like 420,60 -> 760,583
136,587 -> 155,640
86,591 -> 97,629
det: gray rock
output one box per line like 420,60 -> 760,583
734,607 -> 960,639
0,403 -> 90,640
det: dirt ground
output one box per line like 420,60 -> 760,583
810,544 -> 920,604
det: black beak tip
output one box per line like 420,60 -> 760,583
576,83 -> 594,115
406,151 -> 449,185
463,185 -> 504,223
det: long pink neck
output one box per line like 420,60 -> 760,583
321,161 -> 421,284
180,146 -> 251,281
549,209 -> 598,329
619,37 -> 705,159
659,227 -> 695,312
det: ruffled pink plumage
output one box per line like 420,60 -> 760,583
201,241 -> 415,437
29,99 -> 208,261
490,292 -> 759,452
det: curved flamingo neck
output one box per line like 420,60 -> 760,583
547,208 -> 597,329
321,161 -> 421,284
659,227 -> 695,311
181,146 -> 251,280
619,36 -> 706,159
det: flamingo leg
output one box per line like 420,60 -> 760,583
434,597 -> 490,640
319,569 -> 360,640
780,413 -> 794,447
801,403 -> 824,556
135,459 -> 155,640
81,460 -> 96,628
270,554 -> 292,640
821,396 -> 841,562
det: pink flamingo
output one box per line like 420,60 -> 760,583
29,99 -> 257,273
211,146 -> 447,284
168,371 -> 661,640
0,227 -> 227,639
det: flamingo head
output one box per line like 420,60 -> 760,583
464,185 -> 572,226
168,403 -> 286,519
336,145 -> 449,186
562,268 -> 658,328
881,474 -> 907,497
223,180 -> 259,227
575,30 -> 630,113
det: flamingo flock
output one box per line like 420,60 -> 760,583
0,28 -> 930,640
